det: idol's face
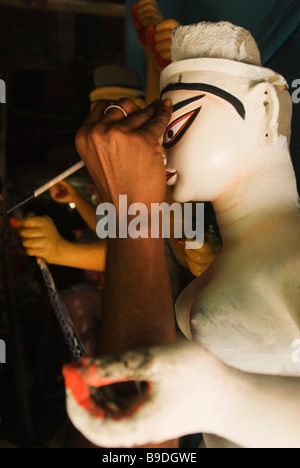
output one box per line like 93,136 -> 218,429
162,85 -> 254,203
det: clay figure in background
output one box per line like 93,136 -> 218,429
63,21 -> 300,448
19,182 -> 107,272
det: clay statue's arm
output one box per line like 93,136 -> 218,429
50,181 -> 97,232
132,0 -> 179,104
219,365 -> 300,448
63,337 -> 300,448
48,238 -> 106,272
19,216 -> 106,272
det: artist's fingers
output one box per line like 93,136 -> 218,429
104,99 -> 169,134
117,99 -> 158,130
82,100 -> 111,127
141,99 -> 172,139
101,98 -> 141,124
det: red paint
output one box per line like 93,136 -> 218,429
166,172 -> 176,182
55,182 -> 69,199
177,240 -> 185,247
62,362 -> 153,422
63,363 -> 105,419
130,3 -> 170,70
10,218 -> 20,229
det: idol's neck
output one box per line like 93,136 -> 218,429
212,150 -> 299,244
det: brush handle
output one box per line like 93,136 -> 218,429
7,160 -> 85,214
34,160 -> 85,197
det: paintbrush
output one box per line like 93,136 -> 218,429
7,160 -> 85,214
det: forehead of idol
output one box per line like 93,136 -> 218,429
161,83 -> 246,120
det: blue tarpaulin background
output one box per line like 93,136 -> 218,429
126,0 -> 300,84
125,0 -> 300,187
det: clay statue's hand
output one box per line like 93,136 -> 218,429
63,338 -> 226,448
50,181 -> 79,205
132,0 -> 164,46
185,234 -> 222,277
19,216 -> 67,264
148,19 -> 179,65
75,98 -> 172,213
131,1 -> 179,69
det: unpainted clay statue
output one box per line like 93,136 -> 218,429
163,21 -> 300,377
63,22 -> 300,448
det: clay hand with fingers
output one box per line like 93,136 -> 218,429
75,98 -> 173,212
184,234 -> 222,277
131,0 -> 179,70
63,338 -> 224,448
50,181 -> 80,205
19,216 -> 67,264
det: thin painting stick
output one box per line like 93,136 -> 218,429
7,160 -> 85,214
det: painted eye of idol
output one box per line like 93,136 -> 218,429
163,107 -> 201,149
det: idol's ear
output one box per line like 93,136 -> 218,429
247,81 -> 280,148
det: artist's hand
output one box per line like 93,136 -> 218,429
63,338 -> 226,448
75,98 -> 172,212
50,181 -> 80,205
19,216 -> 68,264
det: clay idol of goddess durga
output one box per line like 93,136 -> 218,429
63,22 -> 300,448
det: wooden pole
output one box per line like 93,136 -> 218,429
0,0 -> 126,18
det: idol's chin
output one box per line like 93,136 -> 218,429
170,185 -> 191,204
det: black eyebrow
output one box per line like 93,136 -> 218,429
172,95 -> 205,113
161,83 -> 246,120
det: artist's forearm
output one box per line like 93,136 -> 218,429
98,237 -> 176,355
53,239 -> 106,271
214,367 -> 300,448
73,195 -> 97,232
